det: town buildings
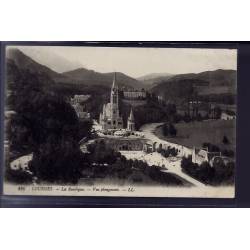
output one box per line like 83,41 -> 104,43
72,102 -> 90,120
70,95 -> 90,105
70,95 -> 91,120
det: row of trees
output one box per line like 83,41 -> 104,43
202,142 -> 235,158
157,146 -> 178,158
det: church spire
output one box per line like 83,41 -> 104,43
112,72 -> 117,89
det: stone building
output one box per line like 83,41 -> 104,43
89,137 -> 147,151
99,73 -> 124,130
192,147 -> 221,165
123,89 -> 146,99
72,103 -> 90,120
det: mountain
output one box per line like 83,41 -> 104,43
6,48 -> 71,83
62,68 -> 144,89
6,48 -> 144,90
169,69 -> 236,87
137,73 -> 173,81
150,69 -> 237,104
17,47 -> 82,73
137,73 -> 174,88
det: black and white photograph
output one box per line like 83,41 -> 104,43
3,45 -> 237,197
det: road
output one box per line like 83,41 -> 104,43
140,123 -> 185,149
139,123 -> 206,187
94,120 -> 206,187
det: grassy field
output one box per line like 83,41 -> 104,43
155,119 -> 236,152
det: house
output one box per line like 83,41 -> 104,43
192,147 -> 233,167
192,147 -> 221,165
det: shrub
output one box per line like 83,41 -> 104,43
160,146 -> 178,158
222,135 -> 230,145
169,123 -> 177,137
162,123 -> 169,136
202,142 -> 220,152
222,149 -> 235,158
162,123 -> 177,137
5,168 -> 33,184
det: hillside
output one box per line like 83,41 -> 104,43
137,73 -> 174,88
170,69 -> 236,87
151,69 -> 237,103
6,48 -> 71,83
6,48 -> 144,91
63,68 -> 144,89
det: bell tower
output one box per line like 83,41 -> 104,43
110,73 -> 118,106
110,73 -> 119,128
127,108 -> 135,131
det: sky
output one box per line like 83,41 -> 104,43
12,46 -> 237,78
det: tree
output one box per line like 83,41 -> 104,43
222,149 -> 234,157
6,65 -> 92,183
214,106 -> 222,119
202,142 -> 220,152
162,123 -> 169,136
183,113 -> 191,123
169,123 -> 177,137
222,135 -> 230,145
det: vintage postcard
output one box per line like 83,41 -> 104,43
3,45 -> 237,197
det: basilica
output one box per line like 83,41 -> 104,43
99,73 -> 135,131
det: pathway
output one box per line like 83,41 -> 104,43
139,123 -> 206,187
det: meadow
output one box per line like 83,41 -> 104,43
155,119 -> 236,152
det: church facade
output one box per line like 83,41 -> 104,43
99,73 -> 135,131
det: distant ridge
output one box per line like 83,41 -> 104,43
137,73 -> 174,88
62,68 -> 144,89
150,69 -> 237,103
6,48 -> 236,100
